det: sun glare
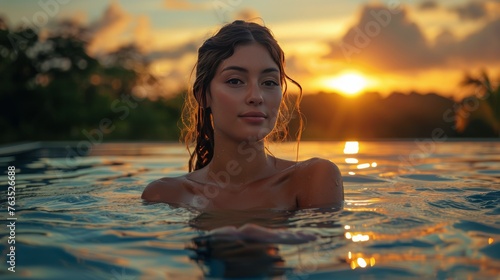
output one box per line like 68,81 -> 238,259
323,72 -> 369,96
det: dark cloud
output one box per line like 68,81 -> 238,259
433,18 -> 500,65
147,41 -> 198,60
451,1 -> 487,21
418,0 -> 439,11
456,18 -> 500,63
325,4 -> 500,72
434,29 -> 456,47
325,5 -> 441,71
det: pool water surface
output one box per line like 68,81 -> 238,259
0,140 -> 499,279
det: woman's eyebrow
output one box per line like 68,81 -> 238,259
221,66 -> 279,74
262,67 -> 279,74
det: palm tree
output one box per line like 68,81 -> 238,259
455,70 -> 500,137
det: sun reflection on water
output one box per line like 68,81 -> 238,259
343,141 -> 359,154
344,231 -> 370,242
343,141 -> 378,172
347,251 -> 376,270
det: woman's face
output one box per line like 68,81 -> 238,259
208,42 -> 282,143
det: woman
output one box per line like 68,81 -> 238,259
142,20 -> 344,211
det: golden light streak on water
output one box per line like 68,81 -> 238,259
350,261 -> 357,269
345,158 -> 359,164
357,163 -> 370,169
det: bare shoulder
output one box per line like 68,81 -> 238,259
295,157 -> 344,209
301,157 -> 341,173
294,157 -> 341,180
141,176 -> 185,203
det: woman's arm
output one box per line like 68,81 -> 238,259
206,223 -> 316,244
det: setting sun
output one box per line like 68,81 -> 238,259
323,72 -> 369,96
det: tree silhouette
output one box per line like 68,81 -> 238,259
0,17 -> 182,143
455,70 -> 500,137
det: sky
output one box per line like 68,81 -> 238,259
2,0 -> 500,99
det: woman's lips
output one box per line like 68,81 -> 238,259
239,112 -> 267,124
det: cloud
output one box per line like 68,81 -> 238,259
451,1 -> 487,21
418,0 -> 439,11
87,0 -> 133,55
86,1 -> 160,56
164,0 -> 207,10
284,54 -> 311,81
434,29 -> 456,47
325,5 -> 441,71
58,10 -> 88,26
455,18 -> 500,63
134,16 -> 153,52
324,3 -> 500,72
233,8 -> 262,23
146,41 -> 198,60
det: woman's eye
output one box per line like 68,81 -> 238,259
263,80 -> 279,87
226,79 -> 243,85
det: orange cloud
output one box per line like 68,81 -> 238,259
86,1 -> 159,56
87,0 -> 132,56
134,15 -> 153,52
164,0 -> 208,10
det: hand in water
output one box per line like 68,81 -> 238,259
207,223 -> 317,244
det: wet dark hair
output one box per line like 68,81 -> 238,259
183,20 -> 303,172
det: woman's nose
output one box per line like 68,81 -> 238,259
246,84 -> 263,105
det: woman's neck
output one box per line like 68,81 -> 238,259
207,137 -> 274,185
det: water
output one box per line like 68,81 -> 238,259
0,141 -> 499,279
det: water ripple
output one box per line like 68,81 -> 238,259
3,141 -> 499,279
428,199 -> 479,211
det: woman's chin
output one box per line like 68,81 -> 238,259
230,127 -> 270,141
